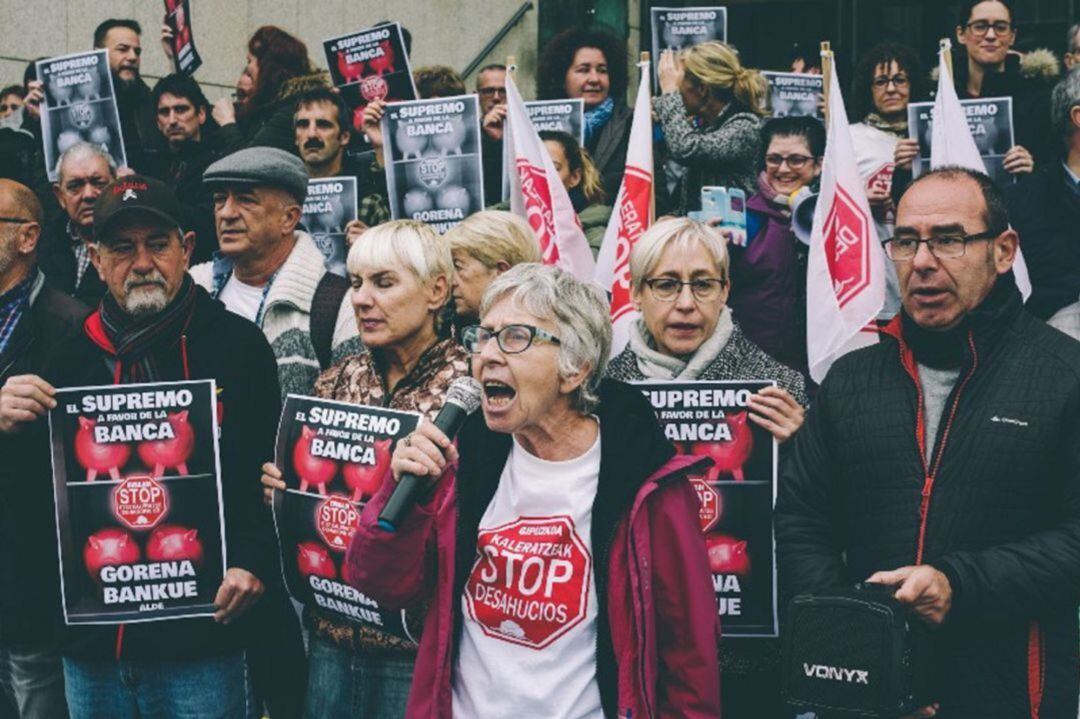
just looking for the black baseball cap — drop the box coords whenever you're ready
[93,175,185,242]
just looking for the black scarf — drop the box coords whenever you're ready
[99,274,197,382]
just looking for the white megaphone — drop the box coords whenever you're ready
[790,186,817,246]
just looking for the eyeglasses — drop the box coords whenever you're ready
[643,277,727,302]
[964,20,1013,35]
[0,217,31,224]
[883,229,1002,260]
[477,87,506,97]
[765,154,815,169]
[461,324,561,354]
[872,74,910,89]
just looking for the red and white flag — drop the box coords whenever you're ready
[929,40,1032,299]
[594,57,653,352]
[505,71,595,281]
[807,57,885,384]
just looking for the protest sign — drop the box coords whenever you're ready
[37,50,126,181]
[762,71,823,118]
[164,0,202,76]
[907,96,1014,185]
[382,94,484,233]
[650,7,727,90]
[49,381,225,625]
[302,176,357,277]
[635,380,778,637]
[273,396,420,639]
[501,98,585,199]
[324,22,417,137]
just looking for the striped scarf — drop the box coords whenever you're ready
[99,274,197,382]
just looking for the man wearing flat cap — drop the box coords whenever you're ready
[32,175,285,715]
[194,146,360,400]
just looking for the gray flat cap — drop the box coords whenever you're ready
[203,146,309,204]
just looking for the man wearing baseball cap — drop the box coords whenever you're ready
[42,174,284,716]
[194,146,360,400]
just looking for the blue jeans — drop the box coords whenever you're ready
[304,637,413,719]
[0,644,69,718]
[63,654,250,719]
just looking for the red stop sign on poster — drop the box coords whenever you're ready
[691,477,721,533]
[112,476,169,530]
[317,495,360,551]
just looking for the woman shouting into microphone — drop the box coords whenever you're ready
[344,263,720,719]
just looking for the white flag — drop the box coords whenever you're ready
[930,40,1031,299]
[504,71,595,281]
[807,57,885,384]
[594,58,653,353]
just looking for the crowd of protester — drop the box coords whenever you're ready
[0,0,1079,717]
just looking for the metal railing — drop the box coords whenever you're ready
[461,0,535,78]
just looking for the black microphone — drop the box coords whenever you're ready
[377,377,483,532]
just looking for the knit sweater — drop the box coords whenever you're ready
[190,231,362,399]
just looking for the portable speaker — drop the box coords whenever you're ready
[781,583,936,717]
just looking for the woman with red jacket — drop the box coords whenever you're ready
[344,263,721,718]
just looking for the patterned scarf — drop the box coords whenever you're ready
[628,307,735,380]
[583,97,614,146]
[862,111,908,138]
[99,274,197,382]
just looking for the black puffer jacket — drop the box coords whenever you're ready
[776,276,1080,718]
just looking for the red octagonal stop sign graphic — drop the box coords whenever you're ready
[823,185,872,308]
[690,477,721,533]
[112,475,169,530]
[465,515,592,650]
[316,495,360,552]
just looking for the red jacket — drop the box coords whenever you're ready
[346,380,722,718]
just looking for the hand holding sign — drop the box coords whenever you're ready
[213,567,264,624]
[1001,144,1034,175]
[0,374,57,433]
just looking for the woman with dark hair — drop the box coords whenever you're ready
[212,25,327,153]
[537,28,631,200]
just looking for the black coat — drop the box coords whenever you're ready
[0,274,88,648]
[776,277,1080,718]
[45,285,282,661]
[115,78,160,173]
[1006,163,1080,320]
[586,101,632,202]
[37,214,108,307]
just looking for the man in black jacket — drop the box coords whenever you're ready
[776,167,1080,718]
[32,175,282,715]
[0,179,86,718]
[93,19,158,172]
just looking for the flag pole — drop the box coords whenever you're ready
[506,55,516,76]
[640,51,654,221]
[939,38,953,83]
[820,41,832,123]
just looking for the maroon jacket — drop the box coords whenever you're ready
[345,379,722,718]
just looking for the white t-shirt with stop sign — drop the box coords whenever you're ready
[452,429,603,718]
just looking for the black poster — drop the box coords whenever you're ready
[323,22,417,136]
[164,0,202,76]
[302,176,357,277]
[501,98,585,199]
[273,395,420,640]
[762,72,823,119]
[907,96,1015,186]
[650,6,728,91]
[49,381,225,624]
[382,95,485,233]
[37,50,127,181]
[635,380,778,637]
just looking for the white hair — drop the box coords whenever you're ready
[629,216,730,292]
[346,219,453,286]
[56,142,118,183]
[480,263,611,414]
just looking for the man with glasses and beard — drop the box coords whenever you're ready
[40,174,281,716]
[777,167,1080,718]
[92,19,157,172]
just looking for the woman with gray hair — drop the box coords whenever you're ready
[344,262,721,718]
[259,219,469,718]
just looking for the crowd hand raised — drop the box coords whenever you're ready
[212,96,237,127]
[866,564,953,626]
[23,81,43,121]
[390,420,457,484]
[865,184,892,207]
[894,138,919,170]
[482,104,507,141]
[746,386,805,443]
[344,219,369,248]
[213,568,264,624]
[160,22,175,60]
[1002,145,1034,175]
[0,375,56,434]
[260,461,285,507]
[657,49,684,95]
[362,99,386,150]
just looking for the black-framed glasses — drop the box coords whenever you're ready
[883,228,1003,261]
[477,87,506,97]
[0,217,31,224]
[644,277,727,302]
[872,74,910,89]
[764,154,815,169]
[461,324,561,354]
[964,20,1013,35]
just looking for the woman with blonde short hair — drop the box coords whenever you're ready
[444,210,541,319]
[260,219,469,718]
[655,41,767,212]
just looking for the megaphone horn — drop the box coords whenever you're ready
[790,187,818,246]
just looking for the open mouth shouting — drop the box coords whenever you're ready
[482,379,517,411]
